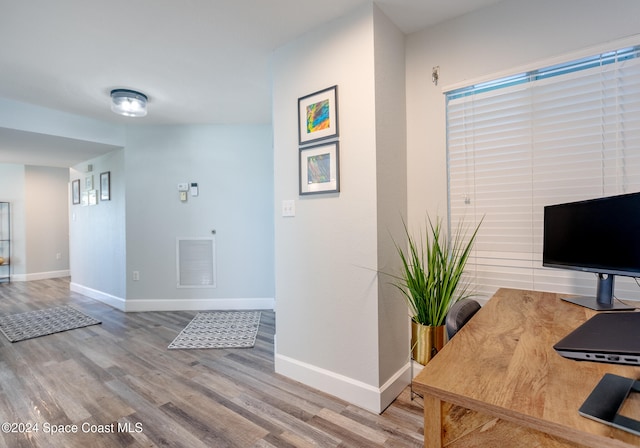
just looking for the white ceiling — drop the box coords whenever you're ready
[0,0,503,167]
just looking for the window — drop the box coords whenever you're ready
[446,45,640,301]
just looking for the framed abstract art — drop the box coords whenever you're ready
[298,85,339,146]
[299,142,340,195]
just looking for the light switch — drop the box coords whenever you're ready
[282,200,295,217]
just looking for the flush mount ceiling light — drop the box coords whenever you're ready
[110,89,148,117]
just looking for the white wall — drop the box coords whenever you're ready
[0,98,124,147]
[123,125,274,311]
[272,4,408,413]
[405,0,640,229]
[372,5,409,391]
[70,149,126,305]
[71,125,274,312]
[0,164,70,281]
[24,166,70,279]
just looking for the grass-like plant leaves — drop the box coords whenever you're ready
[393,216,482,327]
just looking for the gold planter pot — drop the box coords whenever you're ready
[411,320,448,365]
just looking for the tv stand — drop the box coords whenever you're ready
[561,273,634,311]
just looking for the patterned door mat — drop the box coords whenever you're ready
[0,306,101,343]
[168,311,261,349]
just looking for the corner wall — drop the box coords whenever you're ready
[373,5,409,398]
[272,4,408,413]
[67,123,274,312]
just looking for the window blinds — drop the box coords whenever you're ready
[446,46,640,302]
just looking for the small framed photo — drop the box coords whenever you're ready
[88,189,98,206]
[100,171,111,201]
[298,85,338,145]
[299,142,340,195]
[72,179,81,205]
[85,175,93,190]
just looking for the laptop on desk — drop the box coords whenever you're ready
[553,312,640,365]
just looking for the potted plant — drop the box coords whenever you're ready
[393,215,482,365]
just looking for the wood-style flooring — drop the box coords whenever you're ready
[0,278,424,447]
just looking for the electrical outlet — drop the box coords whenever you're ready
[133,271,140,281]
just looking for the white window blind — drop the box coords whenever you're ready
[446,46,640,302]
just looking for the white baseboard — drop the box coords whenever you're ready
[70,282,127,311]
[123,297,275,312]
[411,359,426,378]
[69,282,274,312]
[380,362,413,412]
[275,352,410,414]
[11,270,70,282]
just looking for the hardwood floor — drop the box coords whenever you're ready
[0,278,424,447]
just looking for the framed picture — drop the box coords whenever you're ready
[299,142,340,195]
[88,189,98,206]
[100,171,111,201]
[298,85,338,145]
[85,174,93,190]
[72,179,81,205]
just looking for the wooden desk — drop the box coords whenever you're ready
[412,288,640,448]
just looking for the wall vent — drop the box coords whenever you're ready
[176,238,216,288]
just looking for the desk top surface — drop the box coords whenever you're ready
[412,288,640,448]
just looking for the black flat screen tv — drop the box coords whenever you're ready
[543,192,640,310]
